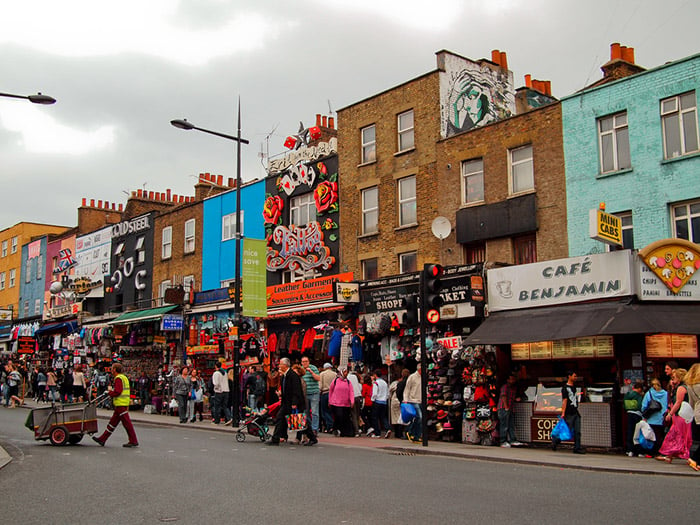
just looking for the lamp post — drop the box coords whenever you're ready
[171,100,249,423]
[0,92,56,104]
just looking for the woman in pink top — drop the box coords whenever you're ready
[329,368,355,437]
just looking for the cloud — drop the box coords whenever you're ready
[0,106,114,155]
[0,0,279,66]
[315,0,464,30]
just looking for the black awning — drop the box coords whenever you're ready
[465,301,700,345]
[34,320,79,336]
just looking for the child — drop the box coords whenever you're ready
[623,381,644,456]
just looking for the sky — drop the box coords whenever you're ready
[1,0,698,228]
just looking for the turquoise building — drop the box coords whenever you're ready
[562,51,700,256]
[201,179,266,291]
[18,236,48,320]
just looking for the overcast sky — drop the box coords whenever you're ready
[1,0,698,228]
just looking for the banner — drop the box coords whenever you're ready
[242,238,268,317]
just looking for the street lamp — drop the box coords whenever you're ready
[0,92,56,104]
[170,100,249,423]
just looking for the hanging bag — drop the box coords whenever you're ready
[551,417,572,441]
[286,409,307,431]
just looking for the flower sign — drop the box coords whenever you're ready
[314,180,338,214]
[263,195,284,225]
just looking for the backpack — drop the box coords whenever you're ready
[98,373,109,388]
[254,374,266,397]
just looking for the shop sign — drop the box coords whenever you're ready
[161,315,183,331]
[531,415,571,443]
[0,309,12,340]
[18,336,36,354]
[153,336,166,344]
[193,288,229,305]
[333,281,360,303]
[511,336,614,360]
[487,250,633,312]
[589,209,622,246]
[266,222,335,272]
[111,215,150,238]
[638,239,700,297]
[268,137,338,175]
[437,336,462,349]
[44,302,81,321]
[186,345,219,356]
[645,334,698,358]
[267,272,353,309]
[243,238,268,317]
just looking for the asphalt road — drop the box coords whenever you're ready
[1,408,698,525]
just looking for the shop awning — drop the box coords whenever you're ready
[34,320,79,335]
[108,305,179,325]
[465,301,700,345]
[266,303,345,319]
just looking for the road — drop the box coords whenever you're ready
[1,408,698,524]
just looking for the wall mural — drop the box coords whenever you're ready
[439,53,515,138]
[263,150,339,276]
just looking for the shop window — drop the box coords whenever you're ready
[397,110,414,152]
[464,242,486,264]
[361,124,376,164]
[513,234,537,265]
[461,158,484,205]
[509,144,534,194]
[661,91,699,159]
[361,187,378,235]
[184,219,195,254]
[161,226,172,259]
[399,251,417,273]
[672,200,700,243]
[362,258,378,280]
[598,111,631,173]
[398,175,417,226]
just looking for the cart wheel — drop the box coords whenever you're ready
[49,426,69,446]
[235,432,245,443]
[258,432,267,442]
[69,434,83,445]
[265,432,272,441]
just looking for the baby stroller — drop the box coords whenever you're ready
[235,401,280,442]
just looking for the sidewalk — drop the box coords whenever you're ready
[6,400,700,477]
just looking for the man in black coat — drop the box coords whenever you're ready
[267,357,312,445]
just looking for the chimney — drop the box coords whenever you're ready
[217,175,223,186]
[329,117,335,129]
[149,191,154,200]
[524,74,532,88]
[500,51,508,70]
[621,46,635,63]
[137,189,143,198]
[166,188,171,201]
[492,49,501,64]
[228,177,234,187]
[316,114,321,127]
[601,42,644,82]
[611,42,622,61]
[322,116,328,127]
[97,200,102,208]
[112,203,116,210]
[90,199,95,207]
[82,198,86,207]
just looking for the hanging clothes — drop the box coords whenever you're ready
[301,328,317,353]
[267,332,278,355]
[350,334,363,362]
[327,329,343,358]
[289,330,300,352]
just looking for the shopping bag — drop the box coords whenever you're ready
[678,401,694,423]
[400,402,417,422]
[286,410,306,431]
[639,433,654,450]
[639,420,656,441]
[551,417,572,441]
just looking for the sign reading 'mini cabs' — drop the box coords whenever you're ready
[589,203,622,246]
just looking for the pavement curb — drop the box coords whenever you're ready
[0,445,11,470]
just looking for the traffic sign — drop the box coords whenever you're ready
[426,308,440,324]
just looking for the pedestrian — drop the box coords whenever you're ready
[683,363,700,471]
[391,368,410,439]
[551,370,585,454]
[361,374,373,435]
[188,369,204,422]
[5,363,23,408]
[267,357,313,445]
[60,368,74,403]
[36,367,47,403]
[370,369,390,438]
[47,368,59,403]
[403,366,422,443]
[498,373,522,447]
[73,365,87,402]
[328,367,355,437]
[640,378,668,456]
[656,368,692,463]
[172,366,191,424]
[292,364,317,445]
[347,366,363,436]
[300,356,321,435]
[319,363,336,433]
[623,381,645,456]
[211,361,232,425]
[92,363,139,448]
[138,370,151,407]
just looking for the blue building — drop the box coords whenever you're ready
[201,178,266,291]
[562,46,700,256]
[18,236,48,321]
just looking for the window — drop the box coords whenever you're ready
[672,200,700,243]
[135,236,145,264]
[608,212,634,251]
[11,236,17,254]
[183,275,195,295]
[509,145,534,194]
[9,269,16,288]
[184,219,195,254]
[513,234,537,265]
[462,158,484,204]
[661,91,699,159]
[598,112,631,173]
[52,256,59,273]
[464,243,486,264]
[361,125,376,163]
[362,258,378,280]
[159,279,172,299]
[37,254,43,280]
[398,176,417,226]
[222,211,244,241]
[0,272,5,290]
[290,193,316,226]
[113,242,125,256]
[281,268,319,283]
[23,301,29,318]
[25,258,32,283]
[162,226,172,259]
[399,252,417,273]
[397,110,414,152]
[1,240,6,257]
[361,187,379,235]
[34,299,41,316]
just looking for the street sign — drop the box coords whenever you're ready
[426,309,440,323]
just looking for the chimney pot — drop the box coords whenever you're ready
[610,42,622,60]
[90,199,95,207]
[205,172,211,181]
[217,175,223,186]
[104,201,109,209]
[316,114,321,127]
[491,49,501,64]
[621,46,634,63]
[148,191,154,200]
[329,117,335,129]
[118,203,123,211]
[179,195,184,203]
[166,189,171,200]
[112,203,116,210]
[322,116,328,127]
[137,189,142,197]
[545,80,552,96]
[228,177,234,187]
[525,74,532,88]
[97,200,103,208]
[500,51,508,70]
[82,198,86,207]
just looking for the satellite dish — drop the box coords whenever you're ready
[431,216,451,240]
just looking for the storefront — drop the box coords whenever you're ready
[465,247,700,449]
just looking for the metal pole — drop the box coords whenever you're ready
[419,270,428,447]
[232,98,242,423]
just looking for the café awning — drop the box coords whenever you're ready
[465,300,700,345]
[108,305,179,325]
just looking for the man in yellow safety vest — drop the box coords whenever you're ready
[92,362,139,447]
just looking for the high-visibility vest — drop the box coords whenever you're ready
[113,374,131,407]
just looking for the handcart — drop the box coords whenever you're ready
[25,393,109,446]
[235,401,280,443]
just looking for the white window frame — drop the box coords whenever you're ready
[183,275,195,295]
[1,240,7,257]
[397,110,415,152]
[23,300,29,318]
[509,144,534,195]
[399,251,417,274]
[361,124,376,164]
[222,211,244,241]
[290,193,316,226]
[398,176,417,227]
[114,242,125,256]
[159,279,172,299]
[461,158,484,205]
[607,212,634,251]
[9,268,16,288]
[161,226,172,259]
[661,91,699,159]
[34,298,41,316]
[0,272,5,290]
[598,112,631,173]
[25,258,32,283]
[361,187,379,235]
[11,237,17,254]
[184,219,195,254]
[37,254,43,280]
[135,236,145,264]
[672,200,700,243]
